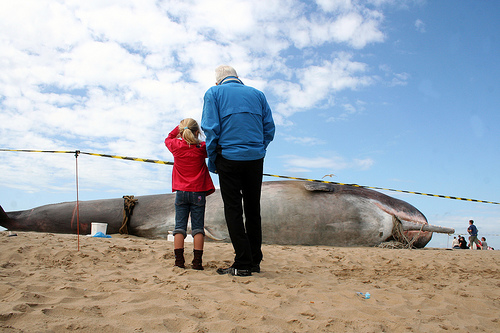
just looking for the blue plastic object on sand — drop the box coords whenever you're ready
[93,231,111,238]
[356,292,370,299]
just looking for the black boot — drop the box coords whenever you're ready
[192,249,204,270]
[174,248,185,268]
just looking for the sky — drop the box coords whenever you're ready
[1,0,499,248]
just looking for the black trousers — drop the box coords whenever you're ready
[215,155,264,270]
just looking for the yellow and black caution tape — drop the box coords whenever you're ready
[0,149,76,154]
[262,173,500,205]
[79,151,173,165]
[0,149,173,165]
[1,148,498,205]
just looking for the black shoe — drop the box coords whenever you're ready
[251,265,260,273]
[216,267,252,276]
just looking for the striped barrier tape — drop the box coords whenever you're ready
[262,174,500,205]
[1,148,498,205]
[0,149,173,165]
[0,149,76,154]
[79,151,173,165]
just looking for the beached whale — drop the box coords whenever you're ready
[0,181,453,248]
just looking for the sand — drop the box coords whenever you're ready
[0,232,498,333]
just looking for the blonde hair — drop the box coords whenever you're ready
[215,65,238,85]
[179,118,201,145]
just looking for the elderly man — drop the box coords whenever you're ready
[201,65,275,276]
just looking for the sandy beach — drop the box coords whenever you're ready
[1,231,498,332]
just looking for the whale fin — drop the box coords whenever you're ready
[304,182,335,192]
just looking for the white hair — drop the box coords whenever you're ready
[215,65,238,85]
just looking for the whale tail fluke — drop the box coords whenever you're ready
[1,205,11,228]
[1,205,7,220]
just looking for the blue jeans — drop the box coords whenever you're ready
[173,191,206,238]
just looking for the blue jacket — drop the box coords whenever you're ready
[201,77,275,173]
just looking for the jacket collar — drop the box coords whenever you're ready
[219,76,243,85]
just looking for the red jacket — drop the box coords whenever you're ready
[165,126,215,195]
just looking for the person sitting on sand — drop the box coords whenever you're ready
[451,236,460,249]
[481,237,488,250]
[458,236,468,249]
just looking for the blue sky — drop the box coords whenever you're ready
[1,0,499,248]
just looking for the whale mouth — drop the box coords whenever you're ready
[389,216,427,248]
[386,216,454,249]
[374,201,453,234]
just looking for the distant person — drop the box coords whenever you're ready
[458,236,468,249]
[481,237,488,250]
[451,236,460,249]
[201,65,275,277]
[467,220,482,250]
[165,118,215,270]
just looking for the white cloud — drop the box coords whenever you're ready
[330,11,385,48]
[286,8,385,49]
[326,100,366,122]
[354,158,374,170]
[379,64,410,86]
[415,19,426,33]
[282,135,327,146]
[271,53,374,120]
[282,155,348,170]
[390,72,410,86]
[315,0,354,13]
[64,41,150,87]
[1,0,389,195]
[0,1,88,51]
[280,154,374,173]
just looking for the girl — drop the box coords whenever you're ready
[165,118,215,270]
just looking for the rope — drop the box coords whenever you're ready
[377,241,408,249]
[120,195,138,234]
[378,216,425,249]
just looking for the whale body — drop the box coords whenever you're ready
[0,181,454,248]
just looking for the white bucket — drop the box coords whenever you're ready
[167,233,193,242]
[91,222,108,236]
